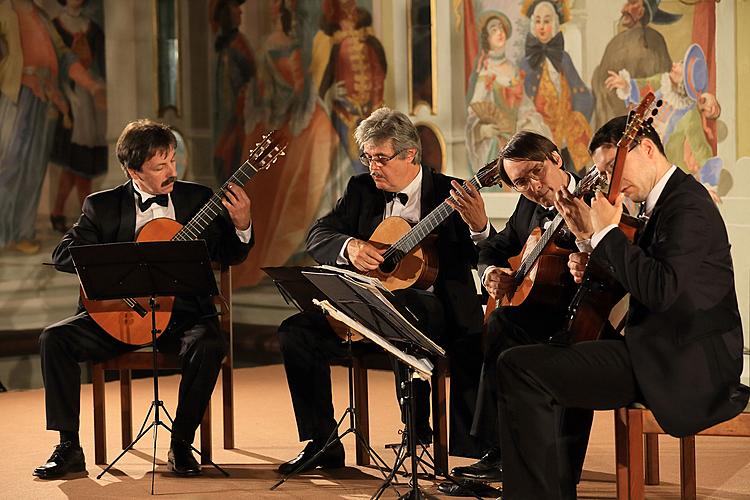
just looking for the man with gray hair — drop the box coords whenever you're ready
[277,107,493,474]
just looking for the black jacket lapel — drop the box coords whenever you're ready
[116,181,136,242]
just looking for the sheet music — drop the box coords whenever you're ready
[314,299,434,380]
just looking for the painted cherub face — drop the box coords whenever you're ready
[532,2,558,44]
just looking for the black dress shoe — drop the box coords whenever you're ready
[437,478,502,497]
[168,441,201,476]
[33,441,86,479]
[451,447,503,481]
[277,439,345,475]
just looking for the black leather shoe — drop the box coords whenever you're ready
[33,441,86,479]
[451,447,503,481]
[168,441,201,476]
[277,439,345,475]
[437,478,502,497]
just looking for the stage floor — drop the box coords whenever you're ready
[1,364,749,499]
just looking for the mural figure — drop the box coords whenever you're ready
[212,0,256,182]
[316,0,387,175]
[234,0,338,287]
[465,10,548,174]
[0,0,105,254]
[49,0,107,234]
[590,0,680,130]
[519,0,593,172]
[606,43,723,199]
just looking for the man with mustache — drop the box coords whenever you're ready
[277,107,493,474]
[590,0,681,129]
[494,116,748,499]
[34,119,254,479]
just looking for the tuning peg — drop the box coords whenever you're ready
[656,99,663,108]
[646,117,653,125]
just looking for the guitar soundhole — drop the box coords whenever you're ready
[379,257,397,274]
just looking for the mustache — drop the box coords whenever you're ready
[161,176,177,187]
[370,171,384,179]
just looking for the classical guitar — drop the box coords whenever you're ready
[483,165,607,322]
[565,92,661,343]
[82,131,287,346]
[326,159,501,341]
[365,159,502,291]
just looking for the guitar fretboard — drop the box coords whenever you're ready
[381,175,484,262]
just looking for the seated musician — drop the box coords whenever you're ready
[494,116,749,499]
[446,131,592,493]
[276,107,492,474]
[34,119,254,479]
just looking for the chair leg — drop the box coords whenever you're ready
[431,364,449,476]
[120,369,132,448]
[644,433,660,485]
[92,363,107,465]
[222,357,234,449]
[200,401,212,465]
[679,435,697,500]
[352,359,370,466]
[627,409,645,500]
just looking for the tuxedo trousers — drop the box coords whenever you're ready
[277,288,445,442]
[497,339,639,500]
[39,309,226,444]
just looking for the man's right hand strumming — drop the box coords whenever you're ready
[483,267,515,300]
[345,238,385,272]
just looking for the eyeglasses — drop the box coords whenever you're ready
[509,161,548,192]
[359,149,404,167]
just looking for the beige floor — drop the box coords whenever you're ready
[1,364,749,499]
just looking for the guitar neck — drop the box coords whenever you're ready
[173,160,259,241]
[513,214,565,284]
[383,176,484,259]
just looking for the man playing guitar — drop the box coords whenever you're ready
[34,119,254,479]
[277,107,493,474]
[496,116,748,500]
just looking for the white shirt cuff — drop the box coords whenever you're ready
[337,237,354,265]
[235,224,253,244]
[470,222,491,243]
[591,224,618,249]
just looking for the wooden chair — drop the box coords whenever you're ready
[333,353,450,475]
[615,400,750,500]
[91,265,234,465]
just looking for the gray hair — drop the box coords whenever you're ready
[354,107,422,165]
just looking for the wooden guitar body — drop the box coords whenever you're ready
[365,216,438,291]
[81,219,183,347]
[500,227,572,307]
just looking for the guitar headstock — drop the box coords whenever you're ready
[574,167,607,197]
[617,92,662,151]
[475,158,502,188]
[248,130,288,171]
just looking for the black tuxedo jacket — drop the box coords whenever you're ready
[53,180,253,317]
[591,169,749,436]
[306,166,487,340]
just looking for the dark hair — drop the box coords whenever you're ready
[589,115,666,157]
[497,130,560,186]
[116,119,176,177]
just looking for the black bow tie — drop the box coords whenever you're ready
[137,192,169,212]
[525,31,565,73]
[384,191,409,205]
[537,206,556,224]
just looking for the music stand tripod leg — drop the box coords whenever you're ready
[270,330,392,491]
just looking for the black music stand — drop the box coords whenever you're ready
[70,240,228,493]
[264,266,464,499]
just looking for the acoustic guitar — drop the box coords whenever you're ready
[328,160,501,341]
[82,131,287,346]
[565,92,661,343]
[483,165,607,322]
